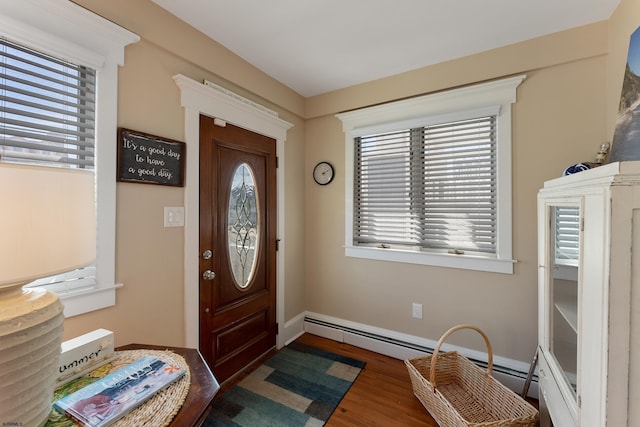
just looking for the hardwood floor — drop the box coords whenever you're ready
[215,333,538,426]
[295,334,438,426]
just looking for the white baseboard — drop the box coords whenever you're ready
[280,311,306,347]
[301,311,539,399]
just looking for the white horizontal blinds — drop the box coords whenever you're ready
[422,116,497,254]
[354,115,497,254]
[0,38,96,169]
[1,38,97,292]
[27,265,97,295]
[554,206,580,266]
[355,129,422,246]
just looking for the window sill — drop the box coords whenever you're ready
[345,246,515,274]
[58,283,123,318]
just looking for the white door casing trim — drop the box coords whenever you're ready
[173,74,292,349]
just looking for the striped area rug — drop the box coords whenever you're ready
[205,342,366,426]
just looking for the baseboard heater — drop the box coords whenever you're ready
[303,316,538,398]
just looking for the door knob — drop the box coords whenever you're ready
[203,270,216,280]
[202,249,213,260]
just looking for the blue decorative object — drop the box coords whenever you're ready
[563,163,592,176]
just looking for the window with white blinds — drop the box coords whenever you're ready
[0,38,96,169]
[338,75,524,273]
[355,115,497,255]
[554,206,580,266]
[0,38,97,295]
[1,0,137,317]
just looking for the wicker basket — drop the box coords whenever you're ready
[405,324,539,427]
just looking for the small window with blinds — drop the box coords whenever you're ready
[1,38,97,294]
[0,38,96,169]
[553,206,580,267]
[354,115,497,255]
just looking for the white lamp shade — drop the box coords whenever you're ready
[0,163,96,287]
[0,162,95,425]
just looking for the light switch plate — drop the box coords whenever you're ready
[412,303,423,319]
[164,206,185,227]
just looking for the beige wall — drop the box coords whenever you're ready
[304,21,618,362]
[62,0,639,364]
[64,0,307,346]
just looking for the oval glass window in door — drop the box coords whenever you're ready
[228,162,260,289]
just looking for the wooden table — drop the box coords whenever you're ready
[117,344,220,427]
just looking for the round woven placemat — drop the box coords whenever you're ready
[108,349,191,427]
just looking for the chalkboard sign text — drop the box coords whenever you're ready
[117,128,185,186]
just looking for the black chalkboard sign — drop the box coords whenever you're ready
[117,128,185,186]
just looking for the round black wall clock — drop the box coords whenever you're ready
[313,161,335,185]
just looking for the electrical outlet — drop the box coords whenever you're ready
[412,303,423,319]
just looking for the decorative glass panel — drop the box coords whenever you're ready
[228,163,259,288]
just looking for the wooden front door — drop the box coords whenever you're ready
[199,114,277,383]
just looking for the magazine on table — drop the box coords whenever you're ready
[53,356,185,427]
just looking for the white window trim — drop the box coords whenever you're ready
[0,0,139,316]
[337,75,526,274]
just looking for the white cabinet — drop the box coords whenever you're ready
[537,161,640,427]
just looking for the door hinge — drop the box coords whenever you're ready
[275,323,279,335]
[276,156,279,168]
[276,238,280,251]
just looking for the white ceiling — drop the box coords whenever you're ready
[152,0,620,97]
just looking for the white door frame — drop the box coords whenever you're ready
[173,74,292,349]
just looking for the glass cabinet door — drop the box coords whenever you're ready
[547,205,580,397]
